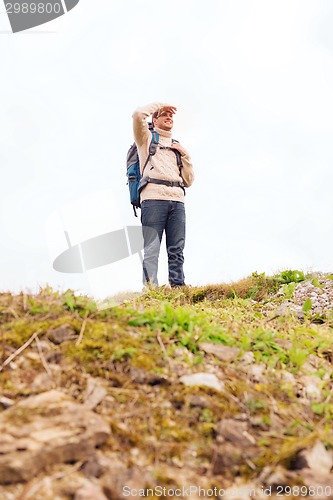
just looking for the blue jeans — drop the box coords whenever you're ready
[141,200,186,286]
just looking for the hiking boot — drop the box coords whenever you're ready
[170,283,187,289]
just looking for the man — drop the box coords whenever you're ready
[132,102,194,288]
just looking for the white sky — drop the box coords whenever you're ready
[1,0,333,298]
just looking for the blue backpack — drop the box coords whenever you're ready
[126,123,184,216]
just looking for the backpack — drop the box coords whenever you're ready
[126,123,184,216]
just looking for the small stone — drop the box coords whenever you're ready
[240,352,255,364]
[189,395,210,408]
[47,324,76,344]
[179,373,224,392]
[216,418,255,448]
[0,397,14,409]
[280,371,296,385]
[31,372,55,392]
[83,377,107,410]
[300,375,322,400]
[249,364,266,382]
[199,343,240,361]
[100,463,154,499]
[295,441,333,475]
[81,453,106,478]
[75,483,108,500]
[130,367,169,386]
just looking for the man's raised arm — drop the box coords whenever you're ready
[132,102,160,147]
[132,102,173,146]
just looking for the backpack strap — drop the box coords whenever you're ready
[141,177,185,195]
[141,131,159,176]
[170,139,183,171]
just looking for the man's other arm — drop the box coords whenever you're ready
[171,142,195,187]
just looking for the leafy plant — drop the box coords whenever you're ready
[283,283,296,300]
[302,298,312,312]
[276,270,305,284]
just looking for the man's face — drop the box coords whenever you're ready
[154,110,174,131]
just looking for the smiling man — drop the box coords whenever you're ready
[132,102,194,288]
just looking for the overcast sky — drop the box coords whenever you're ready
[1,0,333,300]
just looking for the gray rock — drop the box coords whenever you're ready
[199,343,240,361]
[130,367,169,386]
[83,377,107,410]
[100,462,154,499]
[0,390,110,484]
[246,364,266,383]
[0,397,14,409]
[216,418,256,448]
[189,395,210,408]
[240,352,255,365]
[295,441,333,475]
[179,373,224,392]
[299,375,322,401]
[47,324,76,344]
[75,482,108,500]
[30,372,56,392]
[81,452,107,478]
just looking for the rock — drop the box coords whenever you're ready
[83,377,107,410]
[295,441,333,475]
[0,397,14,409]
[45,350,63,364]
[249,364,266,382]
[300,375,322,401]
[30,372,56,392]
[0,390,110,484]
[47,324,76,345]
[274,338,293,350]
[81,452,107,478]
[100,463,154,499]
[199,343,240,361]
[262,466,291,488]
[280,371,296,385]
[130,367,169,386]
[75,482,108,500]
[276,300,292,316]
[179,373,224,392]
[216,418,256,448]
[240,352,255,365]
[212,442,243,473]
[189,395,210,408]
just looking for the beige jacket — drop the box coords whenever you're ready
[132,102,194,203]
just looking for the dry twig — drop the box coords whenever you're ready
[35,335,53,378]
[157,333,171,368]
[0,329,42,372]
[76,316,88,346]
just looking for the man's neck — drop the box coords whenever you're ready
[154,126,172,138]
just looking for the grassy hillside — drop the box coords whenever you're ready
[1,271,333,498]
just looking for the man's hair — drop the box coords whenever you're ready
[151,110,159,129]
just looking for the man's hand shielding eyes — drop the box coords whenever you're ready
[157,106,177,117]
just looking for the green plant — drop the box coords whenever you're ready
[275,270,305,284]
[283,283,296,300]
[302,298,312,312]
